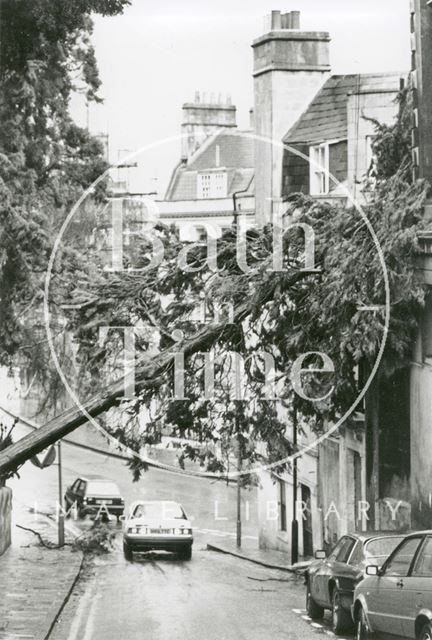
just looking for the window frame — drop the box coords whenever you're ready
[329,535,357,563]
[348,540,364,566]
[411,535,432,578]
[309,143,330,196]
[381,536,424,577]
[197,171,227,199]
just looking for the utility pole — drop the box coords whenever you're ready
[232,197,245,548]
[57,441,65,546]
[236,408,242,548]
[291,409,299,565]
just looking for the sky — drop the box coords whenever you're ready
[71,0,412,194]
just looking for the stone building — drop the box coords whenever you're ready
[253,11,408,557]
[158,93,255,241]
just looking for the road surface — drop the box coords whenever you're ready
[8,423,350,640]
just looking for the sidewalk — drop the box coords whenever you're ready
[207,537,312,574]
[0,502,83,640]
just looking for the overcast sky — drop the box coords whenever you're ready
[72,0,411,194]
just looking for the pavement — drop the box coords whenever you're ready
[0,502,83,640]
[207,536,312,573]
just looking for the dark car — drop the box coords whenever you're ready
[305,532,406,634]
[64,476,125,521]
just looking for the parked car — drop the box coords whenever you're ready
[64,476,124,521]
[305,532,405,634]
[353,530,432,640]
[123,500,193,561]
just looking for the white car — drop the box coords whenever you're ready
[123,500,193,561]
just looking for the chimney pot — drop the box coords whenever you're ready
[291,11,300,29]
[271,10,282,30]
[281,13,290,29]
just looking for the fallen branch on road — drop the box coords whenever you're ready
[247,575,294,583]
[16,523,72,549]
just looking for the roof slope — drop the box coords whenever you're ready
[283,72,405,145]
[165,130,254,201]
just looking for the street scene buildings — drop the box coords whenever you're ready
[1,1,432,639]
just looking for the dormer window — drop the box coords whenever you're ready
[197,171,227,199]
[310,144,329,195]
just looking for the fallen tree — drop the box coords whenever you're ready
[0,270,309,477]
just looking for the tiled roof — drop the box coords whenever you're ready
[188,131,254,170]
[283,73,405,145]
[165,130,254,201]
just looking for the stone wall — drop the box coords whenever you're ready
[410,302,432,529]
[0,486,12,556]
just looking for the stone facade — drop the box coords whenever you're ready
[181,93,237,161]
[252,11,330,224]
[410,296,432,529]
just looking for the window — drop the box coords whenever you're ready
[348,541,364,566]
[310,144,329,195]
[76,480,86,495]
[279,480,287,532]
[412,537,432,577]
[197,172,227,199]
[87,482,120,497]
[195,226,207,242]
[384,537,422,577]
[132,502,186,520]
[365,135,377,173]
[422,293,432,361]
[364,536,405,564]
[329,536,356,563]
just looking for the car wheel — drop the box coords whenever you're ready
[123,542,133,562]
[306,582,324,620]
[356,606,372,640]
[178,546,192,561]
[332,588,352,635]
[419,622,432,640]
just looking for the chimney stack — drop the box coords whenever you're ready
[181,92,237,161]
[252,10,331,224]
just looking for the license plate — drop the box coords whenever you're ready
[95,499,112,505]
[150,528,171,534]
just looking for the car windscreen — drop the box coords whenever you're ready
[87,482,120,496]
[364,536,405,561]
[132,502,186,520]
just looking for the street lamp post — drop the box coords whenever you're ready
[236,408,242,548]
[291,409,299,565]
[57,441,65,547]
